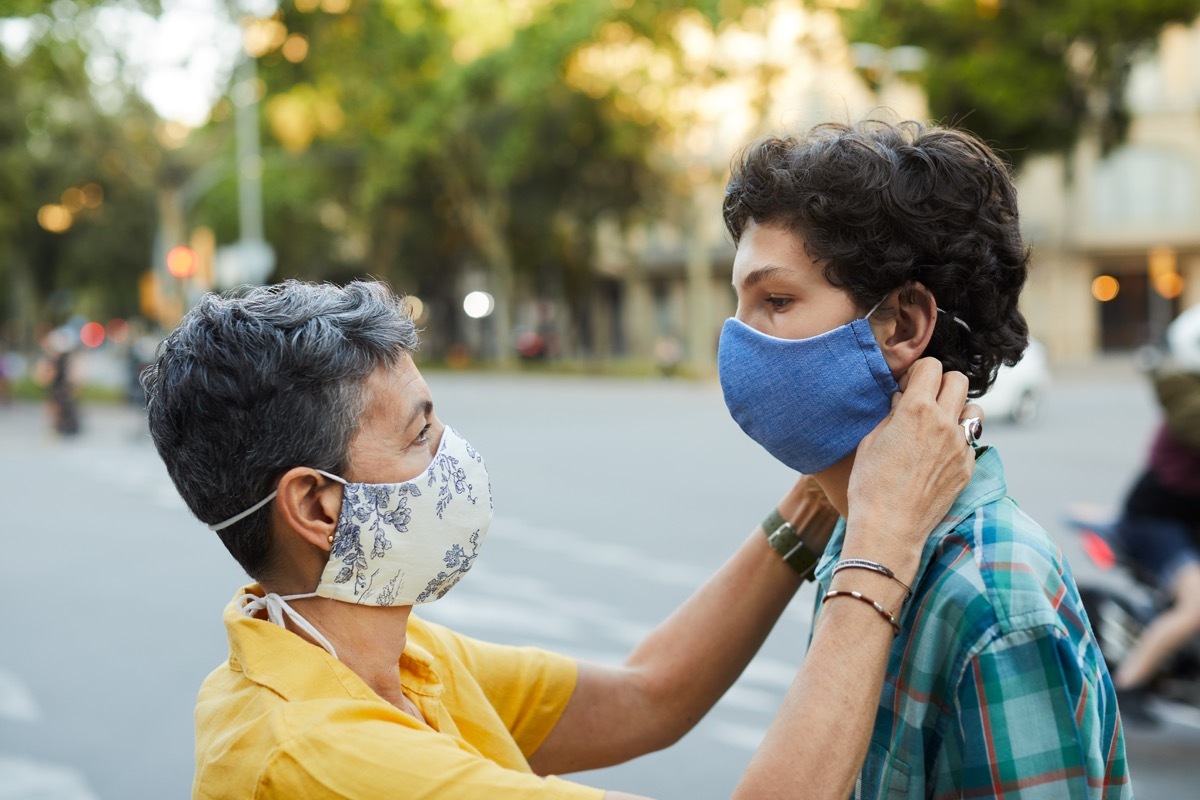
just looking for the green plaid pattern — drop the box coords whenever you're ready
[815,448,1132,799]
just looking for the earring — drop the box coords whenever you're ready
[327,534,335,545]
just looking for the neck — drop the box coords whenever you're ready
[280,594,413,704]
[813,451,855,519]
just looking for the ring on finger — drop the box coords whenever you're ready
[961,417,983,447]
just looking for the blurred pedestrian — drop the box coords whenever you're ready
[652,334,682,377]
[0,343,11,406]
[717,119,1130,798]
[143,280,979,800]
[34,329,80,436]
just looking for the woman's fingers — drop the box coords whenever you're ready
[844,358,979,577]
[961,402,984,426]
[935,369,970,417]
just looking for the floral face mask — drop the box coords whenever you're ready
[212,426,492,658]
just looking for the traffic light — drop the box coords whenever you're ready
[166,245,197,278]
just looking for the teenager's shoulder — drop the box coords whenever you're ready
[935,496,1079,634]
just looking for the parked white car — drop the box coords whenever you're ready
[975,339,1050,424]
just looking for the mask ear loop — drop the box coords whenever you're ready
[863,291,972,333]
[936,308,972,332]
[208,469,348,532]
[864,295,889,320]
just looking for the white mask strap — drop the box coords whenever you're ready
[865,296,888,319]
[238,592,338,659]
[863,295,971,333]
[208,469,348,532]
[937,307,972,332]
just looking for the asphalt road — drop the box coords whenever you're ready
[1,363,1197,799]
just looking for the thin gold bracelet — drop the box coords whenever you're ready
[822,589,901,636]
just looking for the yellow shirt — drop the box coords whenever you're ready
[193,587,605,799]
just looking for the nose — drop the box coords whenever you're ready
[733,297,749,324]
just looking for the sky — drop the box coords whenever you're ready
[0,0,275,126]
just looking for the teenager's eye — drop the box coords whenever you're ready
[767,296,792,312]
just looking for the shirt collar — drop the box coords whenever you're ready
[814,446,1008,589]
[223,585,443,704]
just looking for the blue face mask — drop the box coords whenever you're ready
[718,304,900,474]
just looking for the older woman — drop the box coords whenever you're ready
[718,119,1132,798]
[144,279,977,800]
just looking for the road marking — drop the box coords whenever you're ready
[0,669,39,722]
[717,684,784,714]
[705,721,767,751]
[1153,699,1200,730]
[0,755,99,800]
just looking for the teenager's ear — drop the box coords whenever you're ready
[870,282,937,378]
[273,467,342,552]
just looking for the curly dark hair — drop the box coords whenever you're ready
[722,119,1029,396]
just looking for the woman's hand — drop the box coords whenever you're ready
[842,357,980,584]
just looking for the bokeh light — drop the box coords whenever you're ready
[243,18,288,58]
[106,318,130,344]
[37,204,73,233]
[1153,271,1185,299]
[79,321,105,349]
[282,34,309,63]
[404,295,426,324]
[166,244,197,278]
[463,291,495,319]
[61,187,86,212]
[1091,275,1120,302]
[81,183,104,209]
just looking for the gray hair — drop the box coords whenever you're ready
[142,280,419,581]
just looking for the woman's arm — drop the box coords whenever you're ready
[529,475,832,774]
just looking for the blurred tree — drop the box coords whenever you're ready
[836,0,1200,163]
[0,0,162,350]
[217,0,728,361]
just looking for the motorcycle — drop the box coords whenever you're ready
[1064,505,1200,711]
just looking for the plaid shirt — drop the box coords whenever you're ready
[814,447,1132,799]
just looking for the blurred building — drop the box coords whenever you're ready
[1019,18,1200,360]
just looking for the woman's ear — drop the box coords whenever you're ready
[871,282,937,377]
[273,467,342,552]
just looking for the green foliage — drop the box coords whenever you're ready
[0,0,163,345]
[839,0,1200,162]
[241,0,713,353]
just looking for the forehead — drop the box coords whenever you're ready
[731,223,821,286]
[360,354,430,421]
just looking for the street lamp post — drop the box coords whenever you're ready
[227,53,275,287]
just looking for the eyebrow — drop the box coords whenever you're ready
[405,398,433,430]
[735,264,791,291]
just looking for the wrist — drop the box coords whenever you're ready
[828,564,910,614]
[840,520,923,587]
[762,506,836,582]
[762,477,841,579]
[762,514,820,580]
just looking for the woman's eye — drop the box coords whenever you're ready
[415,424,431,444]
[767,296,792,312]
